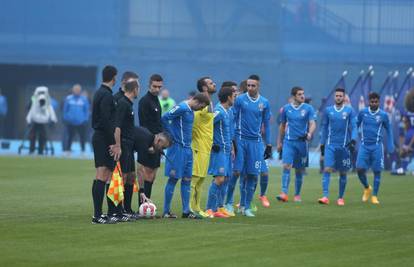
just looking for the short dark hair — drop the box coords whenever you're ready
[192,93,210,106]
[218,87,234,103]
[248,74,260,81]
[102,65,117,83]
[150,74,163,84]
[221,81,237,89]
[124,79,139,93]
[158,131,173,148]
[121,71,138,83]
[335,88,345,94]
[369,92,380,100]
[197,76,211,92]
[291,86,304,96]
[239,80,247,93]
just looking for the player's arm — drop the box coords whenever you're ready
[138,99,148,127]
[100,93,116,144]
[319,109,329,156]
[277,122,286,152]
[350,108,358,142]
[384,113,395,153]
[112,102,126,161]
[307,106,317,140]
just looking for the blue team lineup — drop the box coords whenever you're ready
[91,65,400,224]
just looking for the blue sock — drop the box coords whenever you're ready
[239,175,247,208]
[357,170,369,188]
[322,172,331,197]
[260,173,269,197]
[339,174,347,199]
[226,173,239,205]
[163,177,178,214]
[245,175,258,210]
[294,171,303,196]
[281,169,291,194]
[180,179,191,214]
[206,181,219,211]
[373,171,381,196]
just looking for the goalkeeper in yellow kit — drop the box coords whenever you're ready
[190,76,217,218]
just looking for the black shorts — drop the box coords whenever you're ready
[92,131,115,170]
[120,140,135,173]
[137,150,161,169]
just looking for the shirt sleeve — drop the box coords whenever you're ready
[161,104,186,134]
[320,108,329,145]
[262,101,271,144]
[308,105,317,122]
[383,113,395,152]
[350,108,358,141]
[100,94,115,143]
[138,98,148,127]
[280,105,287,124]
[114,101,127,129]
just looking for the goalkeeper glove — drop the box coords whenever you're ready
[320,144,325,156]
[264,145,273,160]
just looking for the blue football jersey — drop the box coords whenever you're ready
[233,93,271,144]
[280,103,316,141]
[320,105,357,146]
[213,104,231,153]
[357,107,394,151]
[161,101,194,148]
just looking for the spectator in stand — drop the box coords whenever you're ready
[62,84,90,155]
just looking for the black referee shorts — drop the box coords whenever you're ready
[92,131,115,171]
[137,150,161,169]
[120,139,135,173]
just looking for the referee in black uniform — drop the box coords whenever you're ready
[137,74,163,206]
[114,78,140,219]
[91,65,119,224]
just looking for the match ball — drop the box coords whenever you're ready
[139,202,157,218]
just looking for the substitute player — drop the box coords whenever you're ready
[161,93,210,219]
[205,86,235,218]
[137,74,164,207]
[276,86,316,203]
[231,75,271,217]
[91,65,119,224]
[113,78,140,220]
[189,77,216,218]
[318,88,357,206]
[356,92,394,204]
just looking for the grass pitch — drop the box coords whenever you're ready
[0,156,413,267]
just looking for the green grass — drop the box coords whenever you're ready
[0,156,413,267]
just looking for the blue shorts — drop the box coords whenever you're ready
[356,144,384,172]
[208,150,230,177]
[324,145,350,171]
[164,143,193,178]
[404,129,414,147]
[233,139,262,176]
[282,140,308,169]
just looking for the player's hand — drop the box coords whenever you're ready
[277,143,282,153]
[347,140,356,154]
[140,193,150,203]
[306,133,312,141]
[320,144,325,157]
[264,145,273,160]
[109,145,122,161]
[212,144,220,153]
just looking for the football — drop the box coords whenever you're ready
[139,202,157,218]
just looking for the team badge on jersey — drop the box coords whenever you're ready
[258,103,264,111]
[301,110,306,117]
[376,115,381,122]
[342,112,347,120]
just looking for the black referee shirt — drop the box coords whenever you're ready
[92,84,116,144]
[113,87,124,103]
[133,126,155,154]
[138,91,162,134]
[114,95,135,142]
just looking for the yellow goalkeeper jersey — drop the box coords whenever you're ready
[192,105,214,153]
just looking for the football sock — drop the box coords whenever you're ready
[322,171,331,197]
[260,173,269,197]
[163,177,178,214]
[339,174,347,199]
[294,171,303,196]
[106,183,117,215]
[373,171,381,196]
[245,175,258,210]
[357,170,369,188]
[92,179,106,218]
[206,181,219,211]
[124,183,133,213]
[239,175,247,208]
[226,173,239,205]
[181,179,191,214]
[195,177,205,211]
[190,176,201,212]
[144,180,153,198]
[281,168,291,194]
